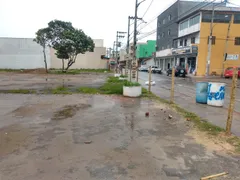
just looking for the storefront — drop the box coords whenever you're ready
[155,45,198,74]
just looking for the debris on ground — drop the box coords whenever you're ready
[168,114,173,119]
[145,112,149,117]
[200,172,228,180]
[84,141,92,144]
[145,81,156,86]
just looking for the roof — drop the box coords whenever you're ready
[202,6,240,12]
[177,2,228,22]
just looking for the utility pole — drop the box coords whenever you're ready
[205,3,215,76]
[132,0,146,81]
[127,16,131,54]
[116,31,127,64]
[221,14,233,76]
[226,67,238,135]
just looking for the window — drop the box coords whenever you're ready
[168,29,171,35]
[168,15,172,21]
[163,19,166,24]
[207,36,216,45]
[191,37,196,44]
[235,37,240,45]
[158,35,160,39]
[202,13,231,23]
[162,32,165,37]
[189,15,200,26]
[180,20,189,30]
[180,40,183,46]
[184,39,187,46]
[234,14,240,24]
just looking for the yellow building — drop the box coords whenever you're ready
[198,7,240,76]
[155,6,240,76]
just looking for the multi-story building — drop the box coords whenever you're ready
[156,3,240,76]
[136,40,156,59]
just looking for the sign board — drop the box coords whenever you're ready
[172,45,198,55]
[226,54,239,60]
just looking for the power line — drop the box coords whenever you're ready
[138,0,212,32]
[142,0,154,18]
[137,0,222,41]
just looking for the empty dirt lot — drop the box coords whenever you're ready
[0,73,240,180]
[0,72,109,91]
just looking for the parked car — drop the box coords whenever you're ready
[224,67,240,78]
[167,66,187,77]
[138,65,148,72]
[148,66,162,74]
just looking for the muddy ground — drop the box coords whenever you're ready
[0,72,109,91]
[0,93,240,180]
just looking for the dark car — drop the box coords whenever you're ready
[167,66,187,77]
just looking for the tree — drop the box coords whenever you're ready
[56,28,95,71]
[33,28,50,73]
[46,20,94,71]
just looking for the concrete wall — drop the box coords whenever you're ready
[0,38,107,70]
[0,38,51,69]
[50,47,107,69]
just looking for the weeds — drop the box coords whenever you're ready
[51,86,72,94]
[77,87,100,94]
[49,69,110,74]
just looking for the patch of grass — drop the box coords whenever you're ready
[123,81,141,87]
[226,136,240,153]
[120,75,128,78]
[100,82,124,94]
[51,86,72,94]
[107,76,124,83]
[77,87,100,94]
[5,89,36,94]
[49,69,110,75]
[146,91,240,153]
[0,69,22,72]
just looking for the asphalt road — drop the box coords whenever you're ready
[138,71,240,136]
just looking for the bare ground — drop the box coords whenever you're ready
[0,72,109,91]
[0,93,240,180]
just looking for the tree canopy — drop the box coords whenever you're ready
[34,19,95,72]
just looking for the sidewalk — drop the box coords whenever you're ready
[136,73,240,137]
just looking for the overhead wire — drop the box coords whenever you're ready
[138,0,212,32]
[137,0,221,40]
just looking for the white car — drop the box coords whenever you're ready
[138,66,148,72]
[148,66,162,74]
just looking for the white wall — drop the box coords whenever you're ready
[93,39,104,47]
[0,38,107,70]
[0,38,51,69]
[179,23,200,37]
[145,58,155,66]
[156,49,172,57]
[50,47,107,69]
[177,32,200,47]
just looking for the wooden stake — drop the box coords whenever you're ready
[148,66,152,92]
[226,67,238,135]
[170,67,175,104]
[201,172,228,180]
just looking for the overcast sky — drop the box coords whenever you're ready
[0,0,240,48]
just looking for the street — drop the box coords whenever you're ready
[138,71,240,136]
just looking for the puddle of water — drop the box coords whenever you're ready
[51,104,91,120]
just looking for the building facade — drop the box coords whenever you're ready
[156,5,240,76]
[136,40,156,59]
[0,38,107,69]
